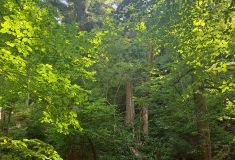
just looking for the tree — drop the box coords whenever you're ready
[0,0,97,135]
[146,0,235,159]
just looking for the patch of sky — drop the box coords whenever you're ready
[59,0,68,6]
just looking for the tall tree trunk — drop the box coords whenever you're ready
[0,107,4,132]
[0,107,2,121]
[0,108,12,135]
[156,149,161,160]
[125,80,135,127]
[193,82,211,160]
[142,106,148,135]
[142,47,154,135]
[25,93,30,107]
[87,137,97,160]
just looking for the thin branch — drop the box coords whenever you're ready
[0,68,27,78]
[173,68,194,84]
[113,81,121,104]
[203,85,221,92]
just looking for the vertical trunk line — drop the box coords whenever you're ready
[1,108,5,133]
[87,137,97,160]
[193,80,211,160]
[142,47,154,135]
[156,149,161,160]
[125,80,134,127]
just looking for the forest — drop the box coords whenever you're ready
[0,0,235,159]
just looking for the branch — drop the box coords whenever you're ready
[203,85,222,92]
[113,81,121,104]
[0,68,27,78]
[173,68,194,84]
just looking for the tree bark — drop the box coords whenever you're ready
[193,82,211,160]
[125,80,135,127]
[87,137,97,160]
[142,106,148,135]
[0,107,2,121]
[0,107,12,135]
[156,149,161,160]
[0,107,4,132]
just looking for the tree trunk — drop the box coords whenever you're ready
[125,80,135,127]
[0,107,12,135]
[142,47,154,135]
[193,82,211,160]
[156,149,161,160]
[0,107,4,132]
[0,107,2,121]
[87,137,97,160]
[142,106,148,135]
[25,93,30,107]
[147,47,154,82]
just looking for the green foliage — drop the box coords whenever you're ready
[0,0,235,159]
[0,137,62,160]
[0,0,98,135]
